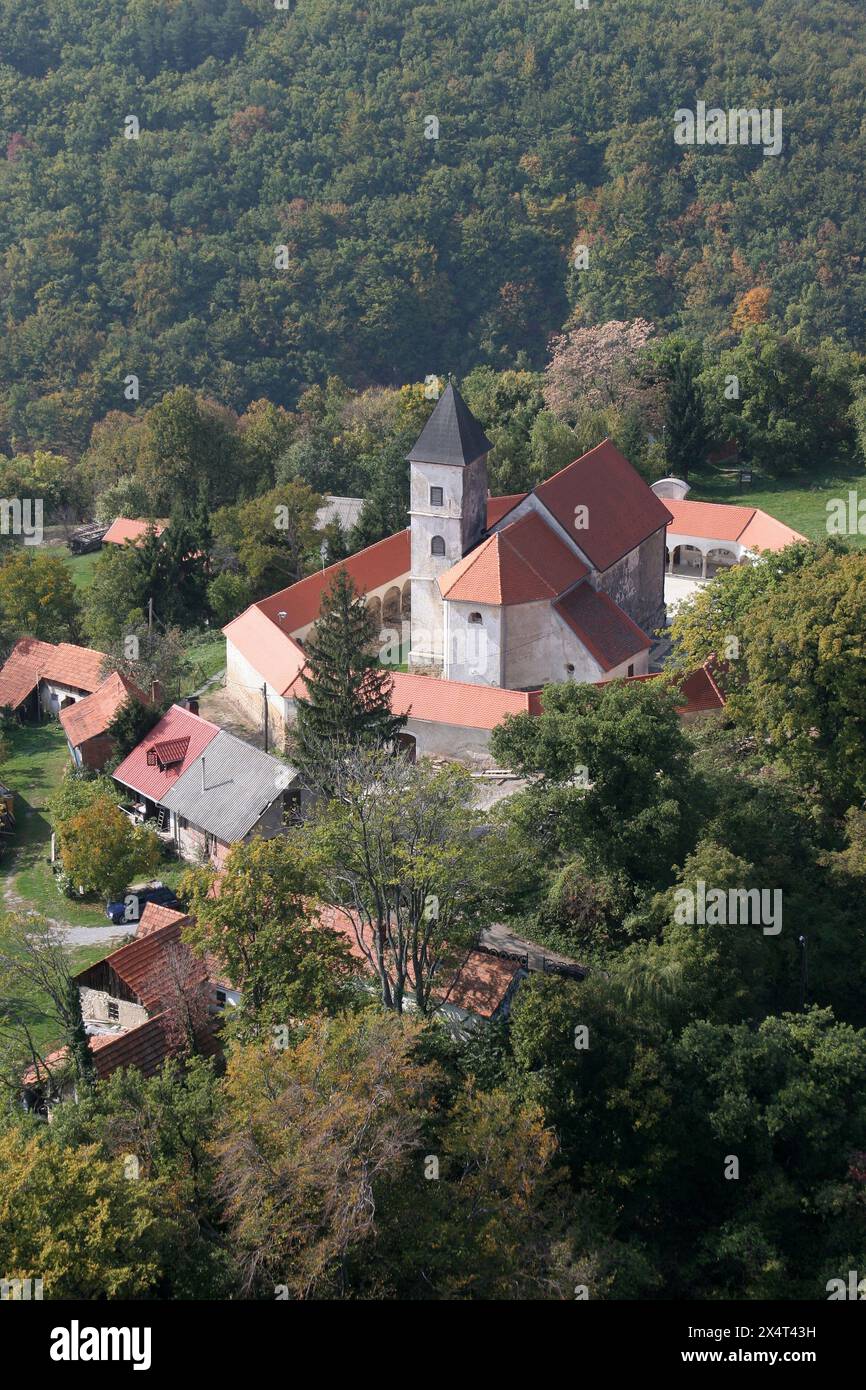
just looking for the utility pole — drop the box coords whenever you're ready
[262,682,269,754]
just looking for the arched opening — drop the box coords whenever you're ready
[401,581,412,620]
[396,732,417,763]
[672,543,703,577]
[468,611,483,625]
[382,586,401,625]
[430,536,446,557]
[367,595,382,631]
[706,546,739,578]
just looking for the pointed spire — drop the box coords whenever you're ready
[407,382,493,468]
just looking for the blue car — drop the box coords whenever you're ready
[106,883,180,925]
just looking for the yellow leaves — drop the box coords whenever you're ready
[732,286,771,333]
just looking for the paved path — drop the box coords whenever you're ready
[3,874,129,947]
[479,921,584,973]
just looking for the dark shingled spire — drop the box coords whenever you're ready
[407,382,493,467]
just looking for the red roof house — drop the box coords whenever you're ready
[59,670,148,770]
[0,637,107,718]
[112,703,220,807]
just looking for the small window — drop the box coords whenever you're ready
[430,486,443,506]
[627,663,635,677]
[431,536,446,557]
[107,1000,119,1022]
[566,663,575,675]
[468,611,483,625]
[215,989,227,1009]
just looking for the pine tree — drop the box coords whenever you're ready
[292,570,406,780]
[664,344,709,482]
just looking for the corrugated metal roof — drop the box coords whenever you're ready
[161,729,296,843]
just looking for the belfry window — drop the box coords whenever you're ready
[468,612,482,625]
[431,536,446,556]
[430,486,443,506]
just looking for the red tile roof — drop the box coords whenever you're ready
[554,583,653,672]
[223,602,309,698]
[137,902,191,937]
[258,529,411,634]
[439,509,587,605]
[532,439,672,571]
[595,664,726,714]
[59,670,146,749]
[389,670,541,730]
[0,637,107,710]
[223,497,537,694]
[76,920,185,1012]
[146,736,190,769]
[440,949,524,1018]
[113,703,219,802]
[486,492,526,526]
[102,517,167,545]
[316,906,521,1018]
[664,498,805,550]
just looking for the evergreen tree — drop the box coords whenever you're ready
[664,343,709,481]
[292,570,406,780]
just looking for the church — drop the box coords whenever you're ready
[405,383,669,686]
[222,384,676,756]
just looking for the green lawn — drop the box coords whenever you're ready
[686,463,866,547]
[55,543,100,591]
[183,632,226,686]
[0,722,180,926]
[0,926,119,1053]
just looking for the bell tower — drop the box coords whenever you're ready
[407,383,492,672]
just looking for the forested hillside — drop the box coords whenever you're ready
[0,0,864,454]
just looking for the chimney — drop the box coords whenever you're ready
[186,696,199,716]
[150,679,164,707]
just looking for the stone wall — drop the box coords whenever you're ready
[79,985,148,1032]
[596,526,666,636]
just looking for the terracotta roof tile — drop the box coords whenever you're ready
[439,510,587,604]
[533,439,672,571]
[595,664,726,714]
[59,670,146,748]
[389,670,540,730]
[102,517,167,545]
[664,498,805,550]
[554,583,652,672]
[0,637,106,711]
[113,704,219,803]
[317,907,522,1018]
[75,920,186,1012]
[136,902,191,937]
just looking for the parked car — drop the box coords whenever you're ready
[106,881,181,924]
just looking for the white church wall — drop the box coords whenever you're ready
[444,601,502,685]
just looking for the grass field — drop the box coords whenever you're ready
[687,463,866,547]
[0,722,182,926]
[184,632,227,685]
[57,544,101,590]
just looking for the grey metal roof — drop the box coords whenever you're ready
[161,730,297,843]
[407,383,493,467]
[315,495,365,531]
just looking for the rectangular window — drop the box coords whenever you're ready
[627,664,635,677]
[107,1000,119,1021]
[430,486,443,506]
[215,990,227,1009]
